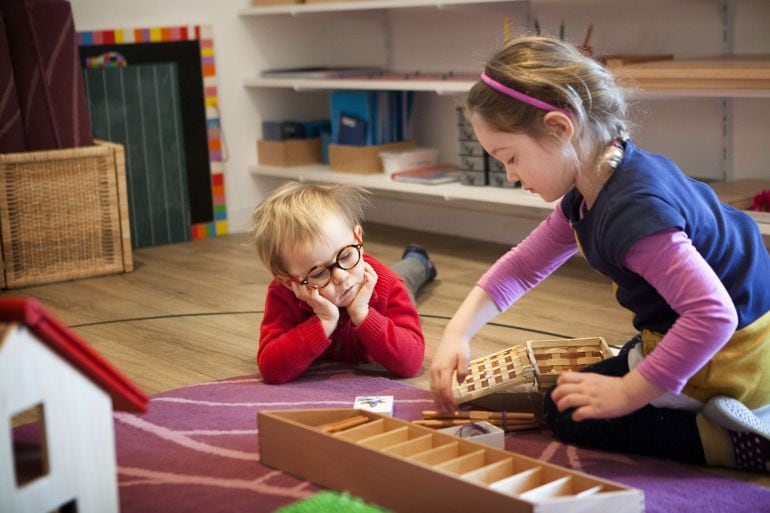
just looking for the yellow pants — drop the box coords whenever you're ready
[641,309,770,467]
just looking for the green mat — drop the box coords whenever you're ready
[275,491,393,513]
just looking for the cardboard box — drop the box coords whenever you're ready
[329,141,414,174]
[258,408,644,513]
[710,179,770,210]
[251,0,302,6]
[257,138,322,167]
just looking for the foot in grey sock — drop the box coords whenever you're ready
[402,243,436,282]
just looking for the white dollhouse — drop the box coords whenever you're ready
[0,297,148,513]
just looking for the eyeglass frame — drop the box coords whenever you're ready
[289,233,364,289]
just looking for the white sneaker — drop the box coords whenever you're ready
[703,396,770,438]
[702,396,770,473]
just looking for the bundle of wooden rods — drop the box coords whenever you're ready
[415,410,539,431]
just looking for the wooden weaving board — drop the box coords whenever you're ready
[258,408,644,513]
[526,337,612,391]
[453,345,535,404]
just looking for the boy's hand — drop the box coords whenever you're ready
[289,281,339,336]
[347,262,377,326]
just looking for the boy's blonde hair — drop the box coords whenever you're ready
[250,182,370,276]
[467,36,628,171]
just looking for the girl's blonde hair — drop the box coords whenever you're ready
[468,35,628,171]
[250,182,370,276]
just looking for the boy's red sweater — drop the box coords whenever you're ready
[257,254,425,384]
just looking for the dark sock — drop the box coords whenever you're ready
[727,430,770,472]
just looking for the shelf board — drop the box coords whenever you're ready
[239,0,521,16]
[250,165,770,247]
[244,76,474,94]
[614,56,770,98]
[245,56,770,98]
[250,164,556,219]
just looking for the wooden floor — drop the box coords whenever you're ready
[2,223,637,395]
[4,223,767,487]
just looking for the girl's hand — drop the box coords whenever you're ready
[430,334,471,414]
[347,262,377,326]
[290,281,339,336]
[550,369,664,421]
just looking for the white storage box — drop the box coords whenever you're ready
[379,147,438,175]
[438,421,504,449]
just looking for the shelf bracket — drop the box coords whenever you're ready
[720,0,735,181]
[382,10,393,71]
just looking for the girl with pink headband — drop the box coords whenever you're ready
[431,35,770,474]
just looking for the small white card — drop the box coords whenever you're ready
[438,421,504,449]
[353,395,394,416]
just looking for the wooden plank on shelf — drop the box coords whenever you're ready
[613,56,770,91]
[710,179,770,209]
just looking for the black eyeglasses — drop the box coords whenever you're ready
[293,243,363,289]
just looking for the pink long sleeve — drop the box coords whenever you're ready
[624,229,738,393]
[478,206,578,311]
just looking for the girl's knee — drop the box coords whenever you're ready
[542,390,573,440]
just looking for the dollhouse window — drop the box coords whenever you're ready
[10,403,49,486]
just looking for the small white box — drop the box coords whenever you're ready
[438,421,504,449]
[379,147,438,175]
[353,396,394,416]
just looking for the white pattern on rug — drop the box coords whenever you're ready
[118,467,314,499]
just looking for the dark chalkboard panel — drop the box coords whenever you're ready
[79,41,212,226]
[84,63,191,248]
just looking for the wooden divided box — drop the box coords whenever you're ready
[526,337,612,391]
[259,408,644,513]
[0,140,133,289]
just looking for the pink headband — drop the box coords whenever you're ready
[480,72,570,115]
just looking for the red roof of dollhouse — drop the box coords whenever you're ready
[0,297,149,412]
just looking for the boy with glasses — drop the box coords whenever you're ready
[251,182,436,384]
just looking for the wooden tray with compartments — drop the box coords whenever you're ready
[258,408,644,513]
[452,345,535,404]
[526,337,612,391]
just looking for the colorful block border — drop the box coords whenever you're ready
[77,24,227,240]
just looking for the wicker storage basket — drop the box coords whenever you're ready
[0,140,133,289]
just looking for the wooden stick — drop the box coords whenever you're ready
[413,418,539,430]
[417,419,535,426]
[421,410,536,422]
[318,415,370,433]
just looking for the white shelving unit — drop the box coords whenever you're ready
[241,0,770,243]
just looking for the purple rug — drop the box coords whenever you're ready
[19,363,767,512]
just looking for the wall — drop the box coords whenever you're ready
[70,0,770,246]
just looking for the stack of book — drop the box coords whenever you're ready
[390,164,460,185]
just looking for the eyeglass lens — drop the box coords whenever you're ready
[304,244,362,288]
